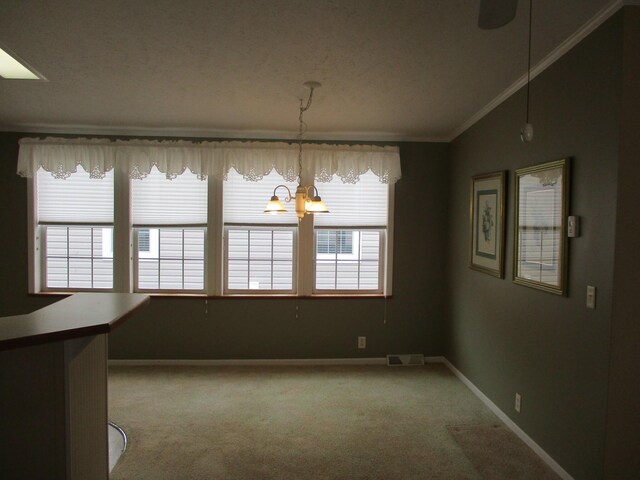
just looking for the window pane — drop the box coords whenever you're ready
[138,259,159,290]
[225,228,295,292]
[135,227,205,292]
[46,257,68,289]
[314,229,382,292]
[44,226,113,290]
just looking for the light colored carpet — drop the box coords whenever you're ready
[447,424,560,480]
[108,364,555,479]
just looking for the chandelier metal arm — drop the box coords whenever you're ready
[272,184,294,203]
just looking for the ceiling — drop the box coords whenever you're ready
[0,0,616,141]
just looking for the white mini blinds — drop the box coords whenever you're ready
[314,170,388,228]
[131,167,207,226]
[37,166,114,223]
[224,169,298,225]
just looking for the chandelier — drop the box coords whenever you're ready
[264,81,329,219]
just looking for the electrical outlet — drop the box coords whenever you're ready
[357,336,366,349]
[515,393,521,413]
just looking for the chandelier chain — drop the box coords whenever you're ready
[525,0,532,123]
[297,86,315,185]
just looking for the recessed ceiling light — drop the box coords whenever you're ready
[0,44,45,80]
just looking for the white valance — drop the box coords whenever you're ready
[17,137,401,184]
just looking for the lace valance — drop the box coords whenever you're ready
[17,138,401,184]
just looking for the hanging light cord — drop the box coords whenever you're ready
[297,87,315,185]
[525,0,533,124]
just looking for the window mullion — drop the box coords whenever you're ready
[157,229,162,289]
[66,226,70,289]
[357,231,362,289]
[90,227,95,288]
[181,229,185,290]
[113,166,131,292]
[247,229,251,288]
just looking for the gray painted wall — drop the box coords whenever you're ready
[604,7,640,479]
[0,135,449,359]
[447,14,622,480]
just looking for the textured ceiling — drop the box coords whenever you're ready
[0,0,614,141]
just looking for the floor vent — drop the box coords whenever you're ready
[386,354,424,366]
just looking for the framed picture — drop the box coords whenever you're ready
[513,158,570,295]
[469,171,506,278]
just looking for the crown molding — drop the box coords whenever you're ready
[446,0,624,142]
[0,123,447,144]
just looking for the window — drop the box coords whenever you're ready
[223,169,297,293]
[316,230,353,255]
[313,171,388,293]
[131,167,207,292]
[138,229,150,252]
[36,166,114,290]
[24,139,399,296]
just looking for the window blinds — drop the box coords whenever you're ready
[313,170,388,227]
[131,167,207,225]
[37,166,114,223]
[224,168,298,225]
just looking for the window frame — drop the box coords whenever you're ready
[223,225,298,295]
[312,227,386,295]
[132,226,208,294]
[39,223,115,293]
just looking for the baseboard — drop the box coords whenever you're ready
[109,356,448,367]
[108,357,389,366]
[440,358,574,480]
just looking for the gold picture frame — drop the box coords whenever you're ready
[513,158,570,295]
[469,171,506,278]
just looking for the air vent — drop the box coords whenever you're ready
[386,354,424,366]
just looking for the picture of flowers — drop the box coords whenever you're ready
[470,171,506,277]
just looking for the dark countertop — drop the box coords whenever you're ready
[0,293,150,350]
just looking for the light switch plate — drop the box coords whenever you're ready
[568,216,579,237]
[586,285,596,309]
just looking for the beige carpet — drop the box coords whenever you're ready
[108,364,557,479]
[447,424,560,480]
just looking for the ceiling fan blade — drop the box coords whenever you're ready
[478,0,518,29]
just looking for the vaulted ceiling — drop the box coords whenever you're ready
[0,0,615,141]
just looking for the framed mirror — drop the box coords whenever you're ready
[513,159,570,295]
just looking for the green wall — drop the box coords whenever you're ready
[0,135,449,359]
[446,13,622,480]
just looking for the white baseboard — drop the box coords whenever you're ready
[108,357,388,367]
[440,358,574,480]
[109,356,446,367]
